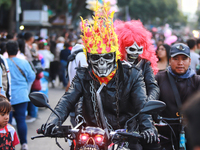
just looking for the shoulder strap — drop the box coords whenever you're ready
[0,57,4,69]
[4,125,9,134]
[66,49,83,78]
[67,49,83,62]
[167,71,182,108]
[9,58,28,82]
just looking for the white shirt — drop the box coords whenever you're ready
[68,52,88,84]
[38,50,54,69]
[190,51,199,72]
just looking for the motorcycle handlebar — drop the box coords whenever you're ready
[33,126,143,141]
[32,125,72,140]
[116,131,143,139]
[110,131,143,142]
[37,128,44,134]
[157,116,180,121]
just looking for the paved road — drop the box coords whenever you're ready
[15,85,71,150]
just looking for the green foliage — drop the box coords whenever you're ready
[117,0,187,26]
[0,0,12,9]
[42,0,67,14]
[42,0,88,22]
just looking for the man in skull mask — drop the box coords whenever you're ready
[114,20,159,101]
[42,2,160,149]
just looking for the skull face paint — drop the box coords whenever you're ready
[89,52,115,77]
[125,42,143,64]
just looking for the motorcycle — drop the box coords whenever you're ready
[29,90,166,150]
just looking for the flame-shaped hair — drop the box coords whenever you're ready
[114,20,158,74]
[80,1,121,61]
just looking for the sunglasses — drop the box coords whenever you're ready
[128,47,143,52]
[89,53,115,61]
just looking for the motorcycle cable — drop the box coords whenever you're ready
[55,137,64,150]
[161,119,176,150]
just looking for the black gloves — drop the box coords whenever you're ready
[41,123,57,136]
[141,129,158,144]
[75,114,85,124]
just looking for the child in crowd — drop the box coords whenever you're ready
[0,94,19,149]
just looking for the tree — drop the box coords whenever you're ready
[0,0,90,32]
[42,0,89,25]
[117,0,186,27]
[0,0,16,33]
[0,0,12,7]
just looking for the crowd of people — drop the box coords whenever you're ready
[1,3,200,150]
[0,30,80,149]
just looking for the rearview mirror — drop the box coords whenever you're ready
[140,100,166,114]
[29,92,62,127]
[29,92,50,108]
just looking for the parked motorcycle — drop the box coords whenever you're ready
[29,92,166,150]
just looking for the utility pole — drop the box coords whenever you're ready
[16,0,21,33]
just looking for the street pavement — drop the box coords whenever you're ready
[15,84,71,150]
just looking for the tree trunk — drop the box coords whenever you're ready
[71,0,86,22]
[8,0,16,34]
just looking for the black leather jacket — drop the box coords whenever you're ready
[133,58,160,101]
[46,60,156,132]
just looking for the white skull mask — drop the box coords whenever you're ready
[89,52,115,77]
[125,42,143,64]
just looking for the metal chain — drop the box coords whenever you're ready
[90,71,120,129]
[105,117,114,131]
[115,70,120,128]
[90,80,101,127]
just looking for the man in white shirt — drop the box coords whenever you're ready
[68,44,88,84]
[187,39,199,73]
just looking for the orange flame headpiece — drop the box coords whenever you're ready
[80,1,120,61]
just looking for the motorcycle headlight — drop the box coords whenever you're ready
[79,133,89,142]
[94,135,104,143]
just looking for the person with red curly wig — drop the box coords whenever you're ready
[115,20,160,101]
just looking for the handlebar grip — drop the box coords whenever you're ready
[117,132,143,139]
[37,128,44,134]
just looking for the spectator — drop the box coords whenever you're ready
[155,43,200,150]
[38,41,54,71]
[0,54,11,100]
[26,42,44,123]
[156,44,171,72]
[0,95,20,149]
[49,36,64,87]
[24,32,35,61]
[6,40,35,150]
[0,58,5,97]
[195,38,200,54]
[59,42,71,88]
[49,34,57,56]
[182,92,200,150]
[156,39,164,48]
[187,39,199,73]
[55,36,65,61]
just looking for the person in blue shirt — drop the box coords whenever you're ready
[6,40,35,150]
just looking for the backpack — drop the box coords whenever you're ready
[0,57,10,100]
[66,49,83,78]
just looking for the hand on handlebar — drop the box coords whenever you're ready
[141,129,158,144]
[41,123,57,136]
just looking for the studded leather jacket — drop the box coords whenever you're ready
[133,58,160,101]
[46,60,156,132]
